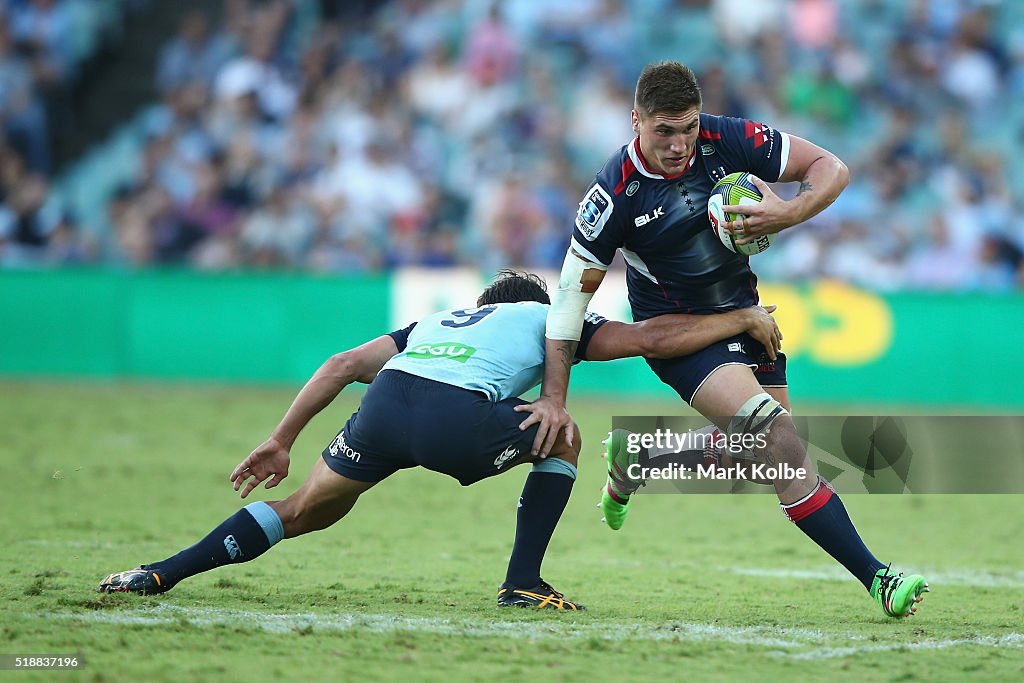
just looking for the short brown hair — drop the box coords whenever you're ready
[634,61,701,117]
[477,270,550,306]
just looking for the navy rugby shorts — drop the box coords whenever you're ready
[646,332,787,405]
[322,370,540,485]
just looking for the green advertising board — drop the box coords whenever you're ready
[1,270,1020,407]
[0,270,390,383]
[570,280,1023,408]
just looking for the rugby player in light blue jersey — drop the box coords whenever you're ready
[525,61,928,618]
[98,271,780,610]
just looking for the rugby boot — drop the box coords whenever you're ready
[870,564,929,618]
[599,429,643,530]
[97,566,169,595]
[497,579,586,610]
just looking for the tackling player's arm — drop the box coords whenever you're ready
[230,335,399,497]
[515,248,607,457]
[585,305,782,361]
[724,135,849,245]
[266,335,399,450]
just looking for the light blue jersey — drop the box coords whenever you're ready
[382,302,550,402]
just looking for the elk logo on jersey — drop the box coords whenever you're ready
[635,206,664,227]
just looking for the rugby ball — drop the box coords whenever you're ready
[707,172,774,256]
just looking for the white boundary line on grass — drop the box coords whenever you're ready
[35,605,814,649]
[719,566,1024,588]
[787,634,1024,660]
[30,606,1024,660]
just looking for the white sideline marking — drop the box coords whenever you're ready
[22,539,167,550]
[721,566,1024,589]
[35,605,812,648]
[788,634,1024,660]
[29,606,1024,660]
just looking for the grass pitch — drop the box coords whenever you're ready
[1,381,1022,682]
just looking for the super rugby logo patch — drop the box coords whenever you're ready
[576,184,613,241]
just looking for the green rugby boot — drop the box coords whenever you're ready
[600,429,643,530]
[870,564,929,618]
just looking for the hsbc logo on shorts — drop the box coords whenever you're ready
[576,184,613,241]
[328,430,361,462]
[494,445,519,469]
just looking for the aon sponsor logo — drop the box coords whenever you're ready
[328,430,362,462]
[406,342,476,362]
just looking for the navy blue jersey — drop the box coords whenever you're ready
[572,113,791,320]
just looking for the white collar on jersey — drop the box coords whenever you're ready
[628,137,696,180]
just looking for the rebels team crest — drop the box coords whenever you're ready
[745,121,772,149]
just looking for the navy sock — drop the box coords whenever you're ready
[782,477,886,590]
[146,502,284,587]
[504,459,576,588]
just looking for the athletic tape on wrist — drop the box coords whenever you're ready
[546,250,607,341]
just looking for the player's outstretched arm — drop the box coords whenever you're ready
[724,135,849,245]
[266,334,399,449]
[516,337,579,457]
[585,305,782,361]
[230,335,399,497]
[516,249,607,457]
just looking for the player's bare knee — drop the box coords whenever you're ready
[547,422,581,467]
[545,447,578,468]
[269,495,335,537]
[268,498,305,536]
[762,417,806,469]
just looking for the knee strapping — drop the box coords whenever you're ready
[728,392,788,443]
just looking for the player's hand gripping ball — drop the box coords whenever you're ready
[707,172,775,256]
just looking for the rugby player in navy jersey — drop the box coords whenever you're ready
[521,61,928,618]
[98,271,781,610]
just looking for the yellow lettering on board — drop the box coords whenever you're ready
[757,282,892,365]
[810,280,892,365]
[757,284,810,355]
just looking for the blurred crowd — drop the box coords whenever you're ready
[1,0,124,262]
[3,0,1024,291]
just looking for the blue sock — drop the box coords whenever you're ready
[504,458,576,588]
[146,502,284,587]
[782,477,885,590]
